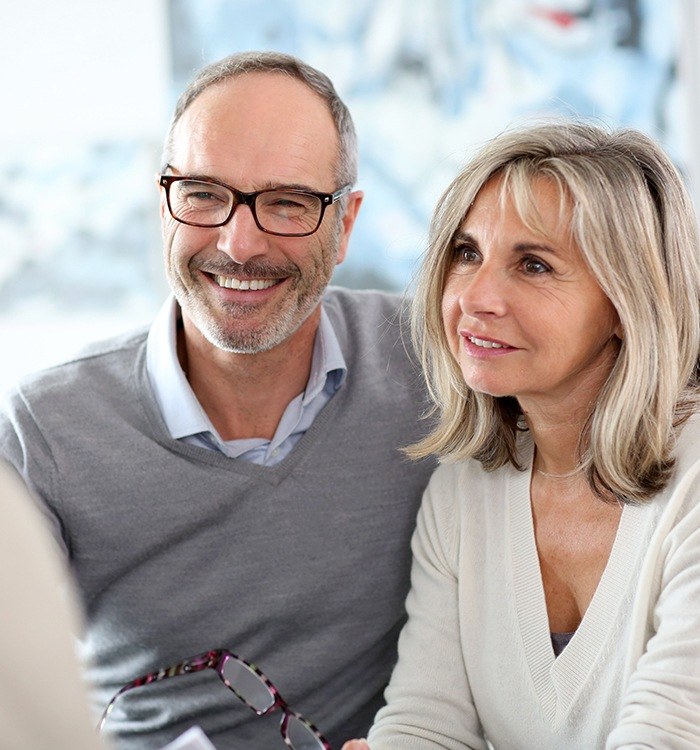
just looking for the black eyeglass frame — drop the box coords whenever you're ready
[159,174,352,237]
[97,648,331,749]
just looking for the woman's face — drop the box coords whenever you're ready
[441,175,621,415]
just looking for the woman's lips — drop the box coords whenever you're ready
[460,331,517,355]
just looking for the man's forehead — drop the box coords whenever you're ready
[170,73,339,187]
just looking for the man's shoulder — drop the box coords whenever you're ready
[323,285,405,318]
[321,286,424,388]
[322,286,409,345]
[9,326,149,403]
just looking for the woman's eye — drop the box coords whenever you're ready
[522,257,551,274]
[452,244,480,264]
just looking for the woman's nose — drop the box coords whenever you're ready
[455,262,509,317]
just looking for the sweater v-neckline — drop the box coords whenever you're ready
[507,437,648,726]
[137,345,348,486]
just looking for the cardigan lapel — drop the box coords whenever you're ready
[507,443,653,726]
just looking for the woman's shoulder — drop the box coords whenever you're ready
[651,413,700,525]
[674,412,700,468]
[425,457,518,514]
[429,456,511,484]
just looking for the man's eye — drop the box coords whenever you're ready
[186,191,221,202]
[270,198,306,209]
[262,192,317,213]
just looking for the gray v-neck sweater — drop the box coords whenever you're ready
[0,287,436,749]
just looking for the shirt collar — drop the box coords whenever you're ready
[304,301,346,403]
[145,295,347,441]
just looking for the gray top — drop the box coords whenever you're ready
[551,631,575,657]
[0,287,436,749]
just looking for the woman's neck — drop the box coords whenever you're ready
[521,399,591,477]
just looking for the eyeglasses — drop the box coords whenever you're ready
[159,174,351,237]
[98,648,331,749]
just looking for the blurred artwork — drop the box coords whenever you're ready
[0,0,684,318]
[0,141,161,316]
[167,0,684,291]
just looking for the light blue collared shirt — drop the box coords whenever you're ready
[145,296,347,466]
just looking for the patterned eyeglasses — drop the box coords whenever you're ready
[98,648,331,749]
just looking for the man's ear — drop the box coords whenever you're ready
[335,190,364,266]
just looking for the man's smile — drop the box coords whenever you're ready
[212,275,281,291]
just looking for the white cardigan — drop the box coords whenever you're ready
[368,416,700,749]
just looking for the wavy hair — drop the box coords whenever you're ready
[408,121,700,504]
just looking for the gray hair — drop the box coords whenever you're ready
[408,121,700,504]
[161,50,358,188]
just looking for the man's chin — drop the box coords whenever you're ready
[197,317,297,354]
[183,293,321,355]
[201,328,281,354]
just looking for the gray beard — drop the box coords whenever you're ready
[193,298,313,354]
[170,221,341,354]
[179,255,334,354]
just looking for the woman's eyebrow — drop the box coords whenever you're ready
[451,230,478,244]
[513,241,560,256]
[453,230,559,257]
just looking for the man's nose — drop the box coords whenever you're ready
[216,203,268,264]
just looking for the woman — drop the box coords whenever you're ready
[344,122,700,749]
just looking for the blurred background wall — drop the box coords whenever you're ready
[1,0,698,394]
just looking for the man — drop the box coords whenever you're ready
[0,52,434,748]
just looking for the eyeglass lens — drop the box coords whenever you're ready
[286,715,327,749]
[220,655,325,749]
[220,656,275,711]
[169,180,323,234]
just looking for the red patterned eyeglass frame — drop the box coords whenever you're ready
[97,648,332,749]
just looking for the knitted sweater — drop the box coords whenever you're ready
[0,288,435,749]
[369,416,700,750]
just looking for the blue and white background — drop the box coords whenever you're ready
[169,0,688,291]
[0,0,695,391]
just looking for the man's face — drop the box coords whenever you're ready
[160,72,361,354]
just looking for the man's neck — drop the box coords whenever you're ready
[178,310,320,441]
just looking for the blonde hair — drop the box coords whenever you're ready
[409,121,700,503]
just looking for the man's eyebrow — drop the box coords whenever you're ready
[164,167,223,183]
[262,181,321,192]
[160,167,319,193]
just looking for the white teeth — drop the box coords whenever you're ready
[470,336,505,349]
[213,276,278,291]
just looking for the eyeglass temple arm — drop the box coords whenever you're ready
[97,650,223,732]
[330,185,352,202]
